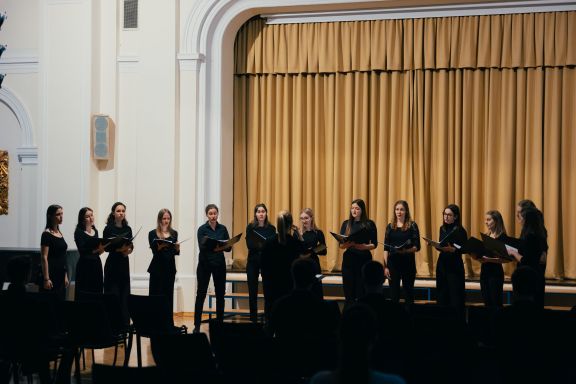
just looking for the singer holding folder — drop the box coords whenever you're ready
[298,208,327,299]
[429,204,468,309]
[339,199,378,303]
[383,200,420,309]
[245,203,277,322]
[74,207,105,300]
[148,208,179,316]
[103,202,134,326]
[194,204,231,333]
[472,210,509,308]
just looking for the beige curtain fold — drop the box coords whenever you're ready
[232,12,576,279]
[235,12,576,74]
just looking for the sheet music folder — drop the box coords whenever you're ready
[202,233,243,251]
[329,227,368,244]
[480,233,515,261]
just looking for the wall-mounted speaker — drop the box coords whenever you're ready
[92,115,113,160]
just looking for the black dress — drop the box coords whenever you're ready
[103,224,132,325]
[262,231,303,321]
[517,233,548,307]
[195,222,230,328]
[479,233,508,308]
[385,222,421,308]
[301,229,327,299]
[245,223,277,322]
[74,227,104,300]
[40,231,68,300]
[148,229,179,316]
[339,220,378,303]
[435,223,468,308]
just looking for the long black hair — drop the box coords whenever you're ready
[106,202,128,227]
[345,199,369,235]
[520,207,547,241]
[45,204,62,230]
[76,207,95,232]
[250,203,270,228]
[442,204,461,227]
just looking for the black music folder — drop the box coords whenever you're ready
[202,233,243,251]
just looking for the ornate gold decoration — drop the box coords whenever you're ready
[0,150,8,215]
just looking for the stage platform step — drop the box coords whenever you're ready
[207,271,576,309]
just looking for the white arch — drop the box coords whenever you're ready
[0,87,38,164]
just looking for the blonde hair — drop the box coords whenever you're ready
[299,207,319,235]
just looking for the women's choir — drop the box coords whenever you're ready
[38,196,551,326]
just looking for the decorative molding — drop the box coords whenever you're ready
[263,0,576,24]
[177,53,205,72]
[0,88,36,164]
[16,147,39,165]
[0,56,40,74]
[117,55,140,73]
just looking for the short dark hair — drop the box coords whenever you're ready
[362,261,385,288]
[291,258,316,289]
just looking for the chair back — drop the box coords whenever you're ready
[128,294,174,337]
[152,333,218,380]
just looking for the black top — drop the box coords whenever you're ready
[74,228,100,261]
[480,233,508,275]
[301,229,327,256]
[384,222,421,253]
[148,229,179,274]
[518,233,547,271]
[197,222,230,265]
[437,223,468,266]
[245,223,277,259]
[339,219,378,256]
[40,231,68,277]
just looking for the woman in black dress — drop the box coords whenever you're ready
[194,204,230,332]
[103,202,134,325]
[298,208,327,298]
[473,210,509,308]
[74,207,105,300]
[148,208,179,316]
[508,205,548,307]
[339,199,378,304]
[245,203,277,322]
[383,200,420,309]
[40,204,68,300]
[262,210,303,320]
[428,204,468,309]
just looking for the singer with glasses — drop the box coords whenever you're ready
[427,204,468,309]
[383,200,420,309]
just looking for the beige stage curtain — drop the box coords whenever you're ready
[233,13,576,279]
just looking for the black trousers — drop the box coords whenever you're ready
[388,253,416,308]
[149,270,176,315]
[480,266,504,308]
[246,254,263,322]
[342,251,371,304]
[194,259,226,327]
[436,257,465,308]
